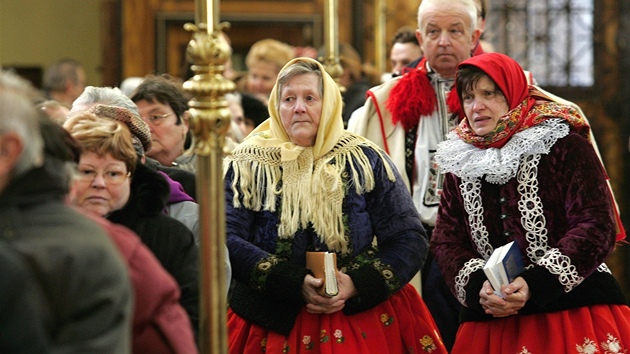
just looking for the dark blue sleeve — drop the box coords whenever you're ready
[344,147,427,314]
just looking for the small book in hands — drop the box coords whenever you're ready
[306,251,339,297]
[482,241,525,297]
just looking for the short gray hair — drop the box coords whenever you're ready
[418,0,478,35]
[43,58,83,93]
[275,60,323,114]
[70,86,140,118]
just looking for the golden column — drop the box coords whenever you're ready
[322,0,345,93]
[183,0,234,353]
[374,0,386,75]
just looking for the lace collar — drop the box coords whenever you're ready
[435,119,569,184]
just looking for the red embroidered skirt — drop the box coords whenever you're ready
[451,304,630,353]
[228,284,447,354]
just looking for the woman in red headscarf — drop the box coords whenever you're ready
[431,52,630,353]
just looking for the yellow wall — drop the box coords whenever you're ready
[0,0,103,86]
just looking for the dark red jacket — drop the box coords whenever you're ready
[82,211,198,354]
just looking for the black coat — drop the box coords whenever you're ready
[0,161,132,352]
[108,162,200,337]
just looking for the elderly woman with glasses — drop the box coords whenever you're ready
[63,108,200,341]
[131,74,253,173]
[130,75,192,170]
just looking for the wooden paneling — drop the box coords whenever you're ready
[121,0,357,79]
[101,0,122,87]
[120,0,427,80]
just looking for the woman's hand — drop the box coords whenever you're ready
[479,277,531,318]
[303,271,358,315]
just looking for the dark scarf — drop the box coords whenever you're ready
[108,162,170,224]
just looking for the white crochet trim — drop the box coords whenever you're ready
[455,136,588,296]
[598,263,612,274]
[517,154,549,262]
[537,248,584,292]
[455,258,486,305]
[436,119,570,184]
[517,156,584,291]
[448,122,609,296]
[460,177,493,259]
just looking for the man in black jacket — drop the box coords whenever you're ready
[0,69,133,352]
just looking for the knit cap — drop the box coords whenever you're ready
[88,104,152,155]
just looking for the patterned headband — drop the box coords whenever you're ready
[87,104,152,155]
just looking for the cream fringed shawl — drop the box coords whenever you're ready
[224,131,395,254]
[224,58,395,253]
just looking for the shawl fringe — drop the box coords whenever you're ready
[224,133,395,253]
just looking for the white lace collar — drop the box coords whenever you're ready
[435,119,570,184]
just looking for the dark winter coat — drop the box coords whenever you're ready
[0,160,132,352]
[108,162,200,337]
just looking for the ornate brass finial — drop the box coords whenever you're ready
[183,22,236,157]
[321,54,346,94]
[183,1,234,352]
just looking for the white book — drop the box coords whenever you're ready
[323,252,339,296]
[483,245,505,296]
[483,241,525,297]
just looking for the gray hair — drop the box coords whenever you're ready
[418,0,478,35]
[0,69,44,176]
[43,58,83,93]
[275,60,323,114]
[70,86,140,118]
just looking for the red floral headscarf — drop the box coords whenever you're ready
[454,52,589,149]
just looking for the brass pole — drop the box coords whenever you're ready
[374,0,386,75]
[322,0,345,93]
[184,0,234,353]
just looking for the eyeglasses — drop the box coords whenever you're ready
[76,167,131,185]
[142,112,175,126]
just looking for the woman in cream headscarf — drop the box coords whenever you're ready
[224,57,447,353]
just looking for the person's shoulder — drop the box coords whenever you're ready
[144,212,196,243]
[167,199,198,212]
[129,163,171,214]
[35,203,112,242]
[557,130,592,148]
[82,211,145,262]
[346,76,403,134]
[354,142,393,169]
[155,164,197,200]
[369,75,403,96]
[543,130,596,165]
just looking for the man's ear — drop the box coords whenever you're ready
[0,132,24,174]
[416,29,424,50]
[64,79,74,94]
[470,28,482,52]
